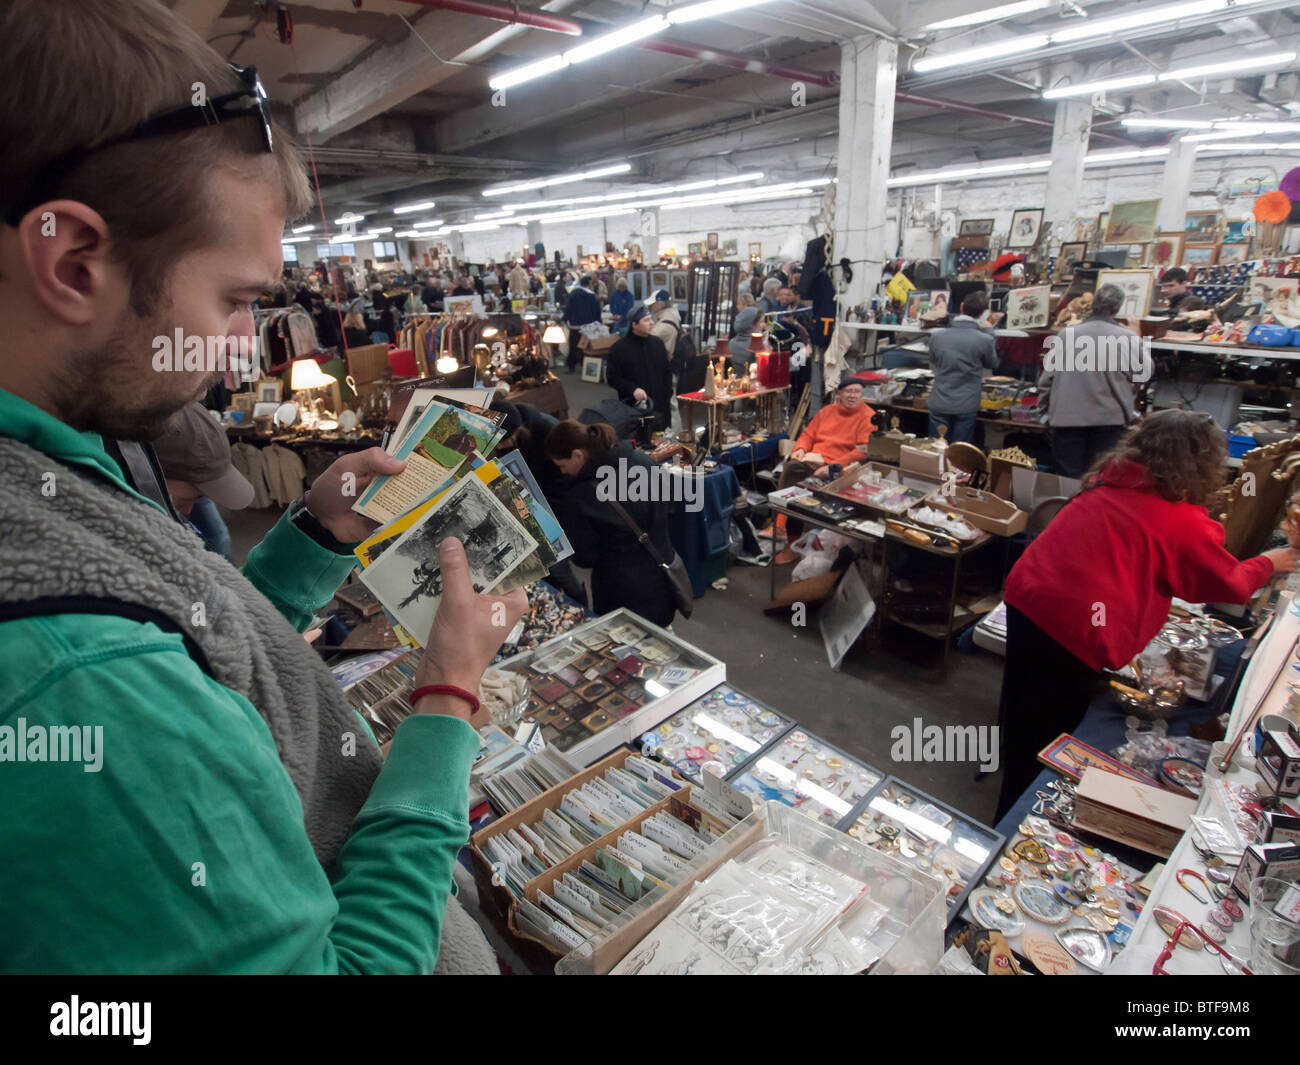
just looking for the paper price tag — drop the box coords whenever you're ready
[1274,882,1300,923]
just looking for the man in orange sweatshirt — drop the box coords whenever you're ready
[772,379,875,559]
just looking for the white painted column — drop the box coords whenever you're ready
[834,34,898,315]
[1044,98,1092,241]
[526,221,544,260]
[1156,136,1197,233]
[636,207,660,262]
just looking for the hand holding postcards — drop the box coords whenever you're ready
[352,394,572,647]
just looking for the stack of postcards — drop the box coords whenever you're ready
[353,386,571,647]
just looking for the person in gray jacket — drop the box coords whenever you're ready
[729,291,760,371]
[925,290,999,443]
[1037,283,1142,478]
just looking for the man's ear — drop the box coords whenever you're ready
[14,201,120,327]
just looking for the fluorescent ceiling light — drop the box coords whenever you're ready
[888,159,1052,186]
[281,236,311,243]
[334,213,365,224]
[667,0,779,25]
[394,230,420,237]
[474,209,517,221]
[483,162,632,197]
[368,227,393,234]
[1160,51,1297,82]
[1197,141,1300,151]
[392,200,435,214]
[924,0,1055,31]
[489,54,569,91]
[1122,117,1216,129]
[914,0,1273,75]
[411,218,445,228]
[1083,147,1170,164]
[1043,74,1156,99]
[291,223,315,234]
[500,171,766,212]
[1213,121,1300,133]
[329,234,358,244]
[914,33,1047,72]
[564,15,666,65]
[1182,129,1249,142]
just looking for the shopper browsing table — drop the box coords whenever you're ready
[607,304,673,431]
[562,273,601,373]
[925,290,999,444]
[994,409,1296,819]
[0,0,527,974]
[1037,283,1141,478]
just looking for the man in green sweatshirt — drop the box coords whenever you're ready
[0,0,526,973]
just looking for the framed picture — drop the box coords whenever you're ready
[1004,285,1052,329]
[627,270,648,301]
[1184,210,1221,241]
[722,238,738,257]
[580,356,605,384]
[748,241,762,260]
[1055,241,1088,281]
[257,379,282,404]
[1006,208,1045,249]
[688,242,703,260]
[1095,268,1156,318]
[706,232,719,251]
[1248,277,1300,327]
[1222,219,1252,244]
[902,288,951,325]
[959,218,996,237]
[1149,232,1185,272]
[1184,242,1217,266]
[1124,244,1147,268]
[232,392,256,415]
[1218,240,1251,265]
[669,270,689,301]
[650,269,670,290]
[1096,212,1109,242]
[1103,198,1162,244]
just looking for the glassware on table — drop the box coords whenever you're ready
[1248,876,1300,975]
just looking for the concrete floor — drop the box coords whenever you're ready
[227,365,1007,826]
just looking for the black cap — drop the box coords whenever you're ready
[628,303,652,325]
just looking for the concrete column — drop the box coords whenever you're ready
[1157,136,1196,233]
[1044,98,1091,242]
[449,231,466,266]
[831,34,898,402]
[834,35,897,314]
[636,207,660,262]
[526,221,544,259]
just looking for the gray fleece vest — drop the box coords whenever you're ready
[0,434,382,874]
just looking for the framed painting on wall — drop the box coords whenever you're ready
[1006,208,1045,249]
[650,269,670,290]
[1184,211,1221,241]
[722,238,738,257]
[1095,268,1156,318]
[1184,242,1217,266]
[1149,232,1185,271]
[748,241,761,260]
[1103,199,1162,244]
[1218,241,1251,265]
[706,232,719,251]
[1055,241,1088,281]
[959,218,995,237]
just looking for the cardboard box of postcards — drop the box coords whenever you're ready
[469,747,734,967]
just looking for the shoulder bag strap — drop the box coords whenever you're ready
[607,498,670,567]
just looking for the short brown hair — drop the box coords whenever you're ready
[546,419,617,461]
[0,0,312,314]
[1087,408,1226,506]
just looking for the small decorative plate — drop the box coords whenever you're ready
[1014,880,1072,925]
[1056,926,1112,972]
[969,888,1025,936]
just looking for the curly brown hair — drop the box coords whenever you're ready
[1084,409,1227,506]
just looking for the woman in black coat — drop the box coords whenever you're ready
[547,420,677,628]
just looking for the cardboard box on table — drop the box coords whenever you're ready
[922,484,1027,536]
[469,747,701,968]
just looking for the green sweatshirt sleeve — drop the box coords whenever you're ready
[241,509,360,631]
[0,616,477,974]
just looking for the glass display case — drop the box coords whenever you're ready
[494,609,725,765]
[727,729,884,828]
[843,777,1004,922]
[638,683,794,783]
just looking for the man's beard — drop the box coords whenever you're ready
[50,310,220,441]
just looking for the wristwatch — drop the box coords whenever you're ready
[288,494,353,554]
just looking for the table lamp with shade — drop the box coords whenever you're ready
[542,322,566,366]
[290,358,336,429]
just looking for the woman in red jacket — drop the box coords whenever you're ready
[995,409,1298,818]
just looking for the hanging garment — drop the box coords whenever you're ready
[230,442,273,508]
[263,444,307,507]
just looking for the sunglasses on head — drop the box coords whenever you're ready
[4,64,273,227]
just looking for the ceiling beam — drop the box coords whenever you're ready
[294,10,506,144]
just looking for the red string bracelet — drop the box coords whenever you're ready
[408,683,480,716]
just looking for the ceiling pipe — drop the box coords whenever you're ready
[895,92,1131,145]
[399,0,582,34]
[637,38,839,88]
